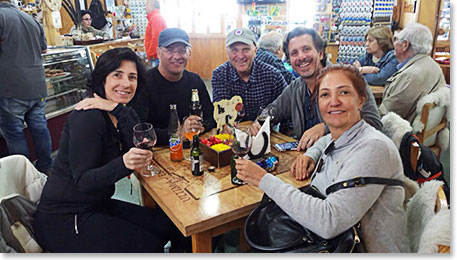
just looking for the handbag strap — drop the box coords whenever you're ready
[325,177,403,195]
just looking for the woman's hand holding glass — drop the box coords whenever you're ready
[133,123,160,177]
[235,159,266,187]
[122,147,152,171]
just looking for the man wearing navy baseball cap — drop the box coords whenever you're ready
[132,28,215,147]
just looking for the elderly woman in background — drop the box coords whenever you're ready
[33,48,188,252]
[70,10,109,40]
[235,64,409,253]
[353,26,398,86]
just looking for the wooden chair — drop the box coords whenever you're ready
[412,87,450,159]
[406,181,450,253]
[413,103,448,158]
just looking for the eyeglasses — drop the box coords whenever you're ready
[161,47,189,56]
[82,18,92,21]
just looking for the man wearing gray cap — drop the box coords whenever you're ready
[212,27,289,124]
[133,28,215,145]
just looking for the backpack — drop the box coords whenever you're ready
[0,195,42,253]
[399,132,450,203]
[88,0,108,30]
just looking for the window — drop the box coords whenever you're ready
[160,0,239,35]
[288,0,316,29]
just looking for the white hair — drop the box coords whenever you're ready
[258,31,284,54]
[396,23,432,55]
[147,0,160,9]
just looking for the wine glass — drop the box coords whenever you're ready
[229,127,253,185]
[234,103,246,127]
[133,122,160,177]
[256,106,275,127]
[256,107,268,126]
[183,126,201,161]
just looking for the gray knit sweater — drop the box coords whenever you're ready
[259,120,410,252]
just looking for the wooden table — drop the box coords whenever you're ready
[138,126,308,253]
[370,85,384,105]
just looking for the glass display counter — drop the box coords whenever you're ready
[43,46,94,119]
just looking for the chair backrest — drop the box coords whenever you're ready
[412,87,450,158]
[0,155,47,203]
[406,180,450,253]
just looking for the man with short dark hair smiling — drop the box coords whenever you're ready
[133,28,215,145]
[251,27,381,152]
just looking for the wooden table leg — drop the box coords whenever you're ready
[192,230,212,253]
[140,185,156,210]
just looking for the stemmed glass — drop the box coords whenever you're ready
[256,106,275,127]
[229,127,253,185]
[183,126,201,161]
[234,103,246,127]
[133,122,160,177]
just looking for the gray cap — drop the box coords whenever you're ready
[226,27,257,47]
[158,28,191,47]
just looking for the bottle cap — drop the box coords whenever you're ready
[208,166,215,172]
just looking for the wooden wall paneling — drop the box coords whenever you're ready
[399,0,418,28]
[186,36,227,80]
[416,0,440,41]
[326,44,338,64]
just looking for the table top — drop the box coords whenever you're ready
[370,85,384,99]
[139,126,308,237]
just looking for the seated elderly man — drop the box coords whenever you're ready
[255,31,296,84]
[379,22,446,123]
[212,27,290,123]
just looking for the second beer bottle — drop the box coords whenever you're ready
[190,89,202,117]
[191,135,203,176]
[168,104,183,161]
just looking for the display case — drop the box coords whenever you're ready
[43,46,94,119]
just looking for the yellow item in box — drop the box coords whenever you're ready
[213,134,232,142]
[210,143,231,152]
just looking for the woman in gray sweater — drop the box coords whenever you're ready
[235,64,409,253]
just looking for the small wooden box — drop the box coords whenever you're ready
[200,143,233,168]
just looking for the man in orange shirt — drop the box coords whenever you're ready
[145,0,167,67]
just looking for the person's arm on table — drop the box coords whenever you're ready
[247,139,396,239]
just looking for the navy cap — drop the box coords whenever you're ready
[158,28,191,48]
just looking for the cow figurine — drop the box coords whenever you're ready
[213,95,243,133]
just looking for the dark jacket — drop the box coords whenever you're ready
[357,49,398,86]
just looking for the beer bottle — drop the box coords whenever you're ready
[168,104,183,161]
[190,89,202,117]
[230,155,245,185]
[191,135,204,176]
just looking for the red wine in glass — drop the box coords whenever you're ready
[231,145,250,157]
[133,123,160,176]
[229,128,252,185]
[136,140,155,151]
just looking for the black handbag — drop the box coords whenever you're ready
[244,177,403,253]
